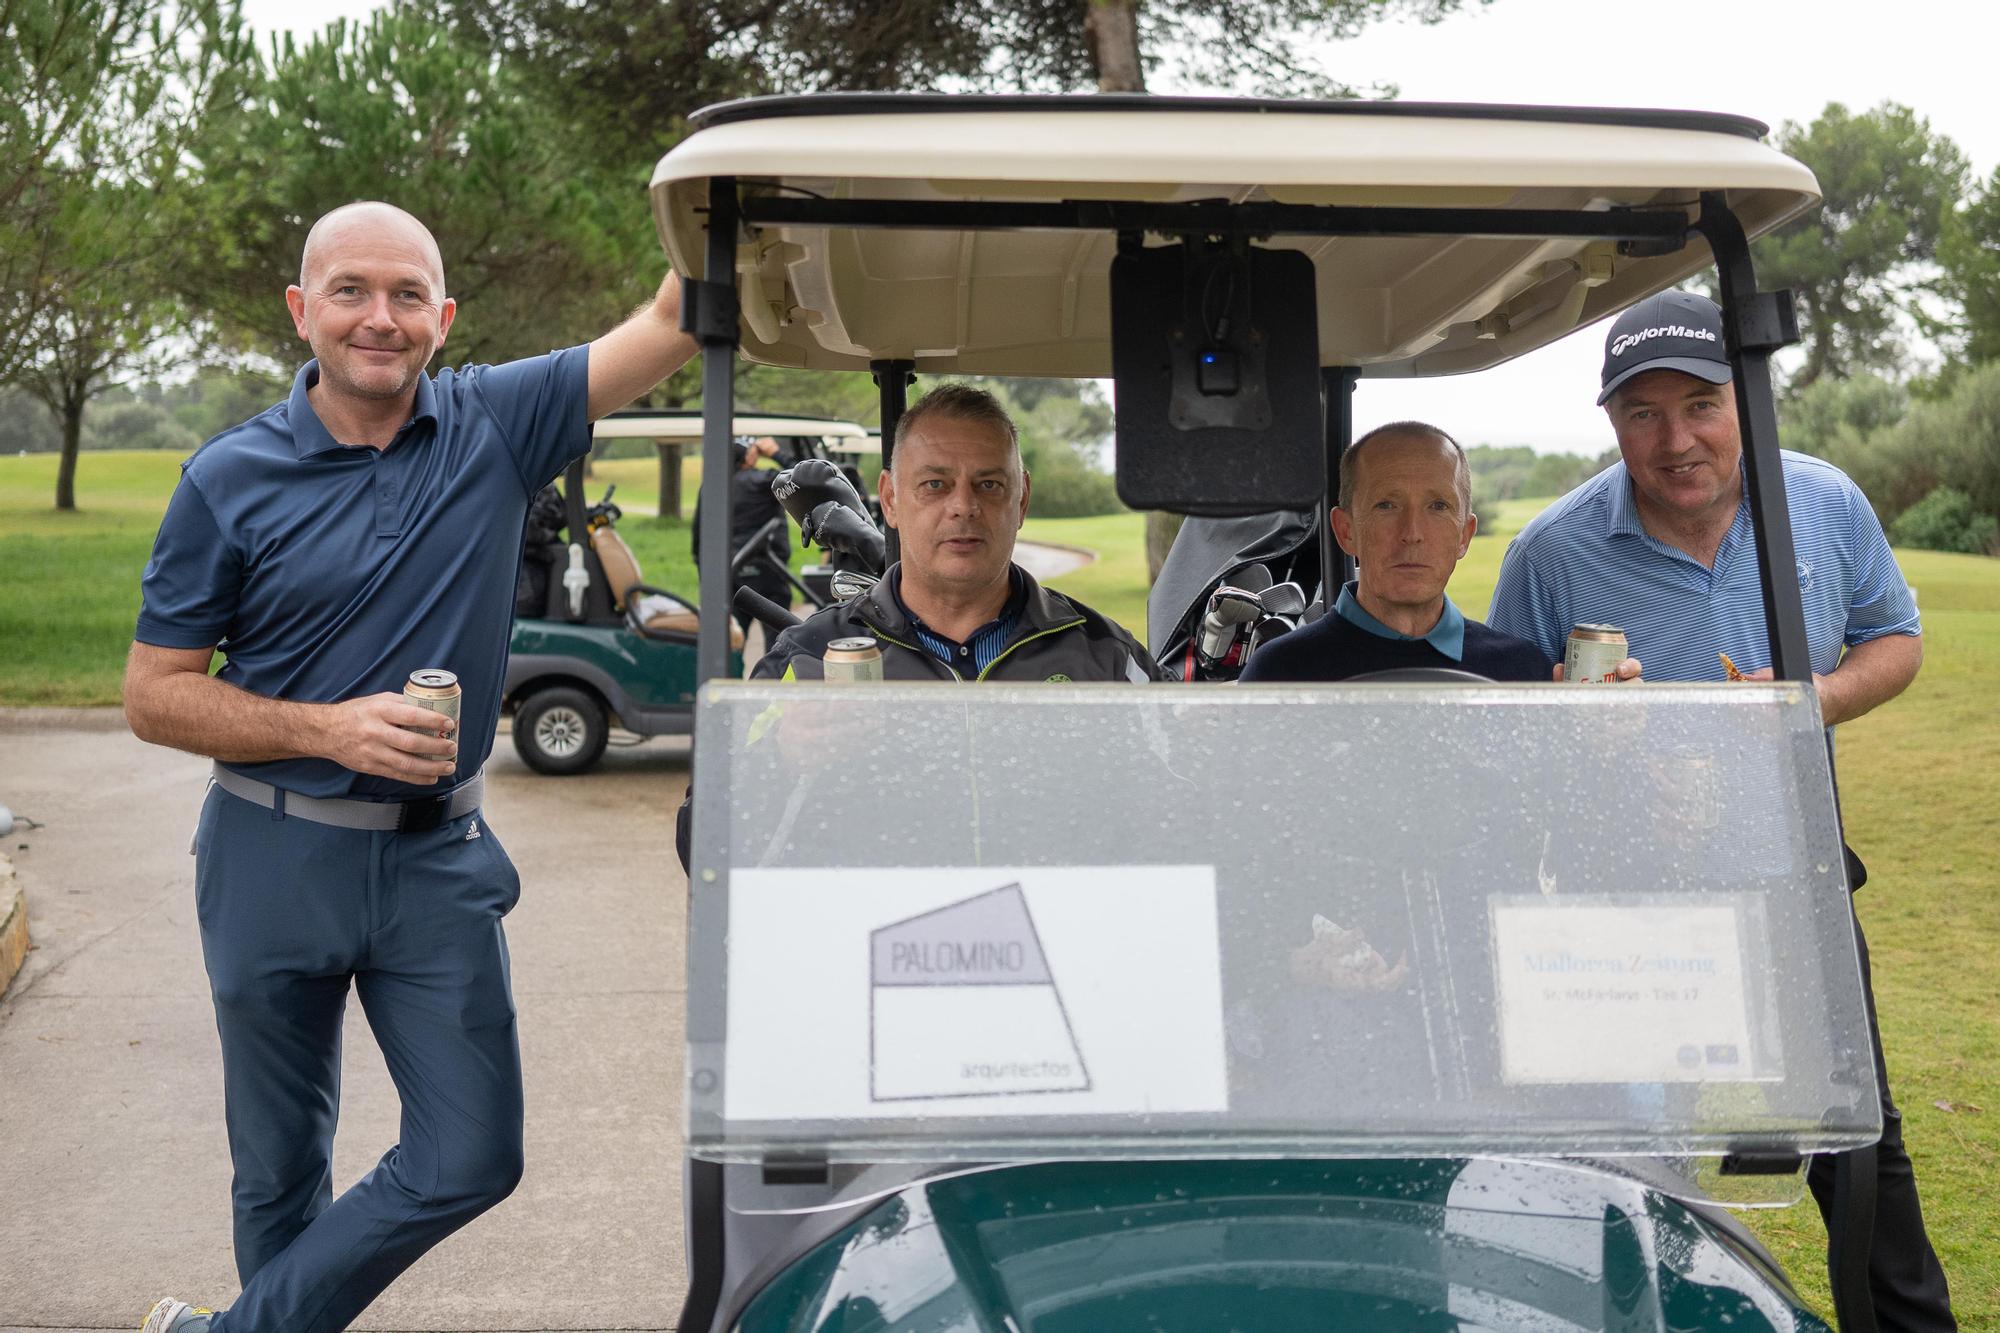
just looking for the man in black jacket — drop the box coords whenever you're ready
[1241,422,1636,684]
[756,384,1158,684]
[675,385,1159,868]
[692,435,792,635]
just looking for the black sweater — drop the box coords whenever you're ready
[1238,609,1551,683]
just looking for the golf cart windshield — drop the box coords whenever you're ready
[686,681,1877,1175]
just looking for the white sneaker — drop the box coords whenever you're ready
[141,1297,214,1333]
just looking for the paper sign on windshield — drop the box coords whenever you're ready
[1492,897,1759,1085]
[870,884,1090,1100]
[724,866,1226,1121]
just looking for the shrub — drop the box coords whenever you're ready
[82,400,200,454]
[1888,486,1999,554]
[1780,373,1908,460]
[1022,441,1123,517]
[1834,361,2000,534]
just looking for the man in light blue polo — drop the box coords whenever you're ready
[1488,290,1951,1333]
[122,201,701,1333]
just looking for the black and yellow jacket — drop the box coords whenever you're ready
[753,563,1163,683]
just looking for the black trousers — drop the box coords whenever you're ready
[1806,847,1956,1333]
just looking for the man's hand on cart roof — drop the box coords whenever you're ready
[585,270,700,423]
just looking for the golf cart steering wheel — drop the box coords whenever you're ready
[1344,667,1494,684]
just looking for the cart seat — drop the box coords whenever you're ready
[591,525,746,648]
[590,526,646,612]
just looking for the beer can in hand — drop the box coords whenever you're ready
[822,637,883,683]
[1564,625,1628,684]
[404,668,462,733]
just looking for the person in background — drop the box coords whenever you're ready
[692,434,792,636]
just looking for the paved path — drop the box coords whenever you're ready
[0,716,693,1331]
[1010,539,1094,581]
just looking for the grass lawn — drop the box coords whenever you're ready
[0,451,186,706]
[4,452,1997,1325]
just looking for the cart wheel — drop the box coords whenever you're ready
[512,686,609,775]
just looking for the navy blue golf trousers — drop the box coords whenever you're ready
[192,783,525,1333]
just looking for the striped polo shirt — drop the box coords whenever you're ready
[896,566,1027,676]
[1487,450,1920,688]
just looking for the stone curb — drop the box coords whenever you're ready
[0,705,129,732]
[0,851,27,1000]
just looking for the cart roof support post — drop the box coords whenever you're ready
[872,359,914,565]
[1320,368,1360,604]
[1696,191,1880,1333]
[679,181,741,1333]
[1693,192,1809,685]
[690,177,742,684]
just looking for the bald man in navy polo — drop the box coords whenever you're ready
[125,202,701,1333]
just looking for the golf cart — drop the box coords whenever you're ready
[503,411,864,774]
[659,94,1882,1332]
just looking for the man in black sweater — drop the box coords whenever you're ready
[1241,422,1638,684]
[692,436,792,634]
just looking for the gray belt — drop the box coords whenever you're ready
[211,763,484,833]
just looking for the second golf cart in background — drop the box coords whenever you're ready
[503,410,867,774]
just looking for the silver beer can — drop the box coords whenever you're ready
[822,637,883,683]
[1564,624,1628,684]
[403,668,462,732]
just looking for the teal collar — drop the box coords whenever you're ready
[1335,581,1466,661]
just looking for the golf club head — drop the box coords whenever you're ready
[1260,580,1308,619]
[1232,562,1275,595]
[1248,614,1295,657]
[829,568,879,600]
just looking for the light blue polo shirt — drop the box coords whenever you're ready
[137,349,591,799]
[1335,584,1466,659]
[1488,450,1919,688]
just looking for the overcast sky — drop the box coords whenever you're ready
[240,0,1998,454]
[1299,0,2000,453]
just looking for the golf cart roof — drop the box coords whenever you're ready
[650,94,1820,378]
[592,409,869,442]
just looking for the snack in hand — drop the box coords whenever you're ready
[1289,913,1409,993]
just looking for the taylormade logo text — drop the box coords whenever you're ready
[1610,324,1718,358]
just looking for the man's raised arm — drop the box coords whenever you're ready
[585,271,701,422]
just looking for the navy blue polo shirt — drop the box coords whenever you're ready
[137,349,591,799]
